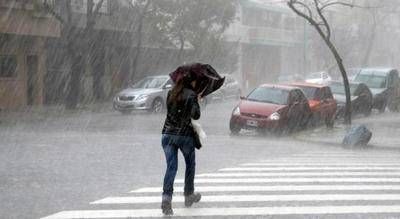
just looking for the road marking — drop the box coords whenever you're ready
[42,151,400,219]
[242,163,400,166]
[175,177,400,183]
[130,185,400,193]
[91,194,400,204]
[259,159,400,162]
[220,167,400,171]
[290,155,400,158]
[41,205,400,218]
[197,171,400,177]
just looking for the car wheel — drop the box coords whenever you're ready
[325,115,334,128]
[388,98,399,112]
[229,121,241,135]
[378,101,387,113]
[363,105,372,117]
[308,113,318,128]
[151,98,164,113]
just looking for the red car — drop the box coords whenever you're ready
[287,82,337,127]
[229,84,312,135]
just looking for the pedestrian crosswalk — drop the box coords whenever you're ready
[42,150,400,219]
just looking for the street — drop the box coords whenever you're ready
[1,100,400,218]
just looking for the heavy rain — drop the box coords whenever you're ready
[1,0,400,218]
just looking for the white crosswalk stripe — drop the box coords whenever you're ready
[131,184,400,193]
[41,150,400,218]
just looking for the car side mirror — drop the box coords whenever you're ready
[240,96,246,100]
[164,84,173,89]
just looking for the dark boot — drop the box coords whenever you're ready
[184,193,201,207]
[161,200,173,215]
[161,196,174,215]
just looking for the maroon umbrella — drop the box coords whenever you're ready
[169,63,225,97]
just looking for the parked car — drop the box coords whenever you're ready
[209,74,241,101]
[113,75,173,114]
[229,84,312,135]
[353,68,400,112]
[346,68,362,81]
[286,82,337,128]
[305,71,332,84]
[329,81,373,117]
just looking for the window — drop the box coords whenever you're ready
[0,55,17,78]
[247,87,289,105]
[298,86,317,100]
[322,87,333,99]
[288,90,303,104]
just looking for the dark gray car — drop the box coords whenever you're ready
[329,81,373,118]
[113,75,173,114]
[353,68,400,112]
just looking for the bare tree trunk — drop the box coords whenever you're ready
[288,0,352,124]
[130,0,150,82]
[87,0,106,101]
[62,2,82,110]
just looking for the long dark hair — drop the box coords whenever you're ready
[168,74,195,105]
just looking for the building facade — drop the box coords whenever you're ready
[0,0,60,110]
[223,0,305,92]
[0,0,183,109]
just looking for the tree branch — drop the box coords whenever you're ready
[320,1,355,11]
[291,0,313,19]
[287,0,317,27]
[314,0,331,39]
[93,0,106,15]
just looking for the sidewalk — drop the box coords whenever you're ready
[0,102,113,126]
[295,112,400,149]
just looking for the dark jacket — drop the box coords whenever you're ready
[162,88,201,136]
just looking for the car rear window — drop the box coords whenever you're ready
[330,82,358,95]
[247,87,289,105]
[296,86,318,100]
[355,72,387,89]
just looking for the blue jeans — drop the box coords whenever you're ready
[161,134,196,200]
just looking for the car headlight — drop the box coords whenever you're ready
[232,106,240,116]
[269,112,280,120]
[136,94,149,101]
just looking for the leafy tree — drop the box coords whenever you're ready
[158,0,237,68]
[43,0,105,108]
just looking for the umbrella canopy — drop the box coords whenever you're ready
[169,63,225,97]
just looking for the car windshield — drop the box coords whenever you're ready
[131,77,167,89]
[306,72,322,79]
[247,87,289,105]
[296,86,318,100]
[330,82,358,95]
[355,72,387,89]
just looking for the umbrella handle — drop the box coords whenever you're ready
[199,86,208,97]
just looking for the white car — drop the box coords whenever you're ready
[305,71,332,84]
[113,75,173,114]
[209,74,241,101]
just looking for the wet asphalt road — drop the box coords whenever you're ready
[1,100,400,219]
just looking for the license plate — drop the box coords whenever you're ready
[246,120,258,127]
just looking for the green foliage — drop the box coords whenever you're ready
[140,0,238,69]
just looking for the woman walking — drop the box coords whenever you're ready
[161,73,202,215]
